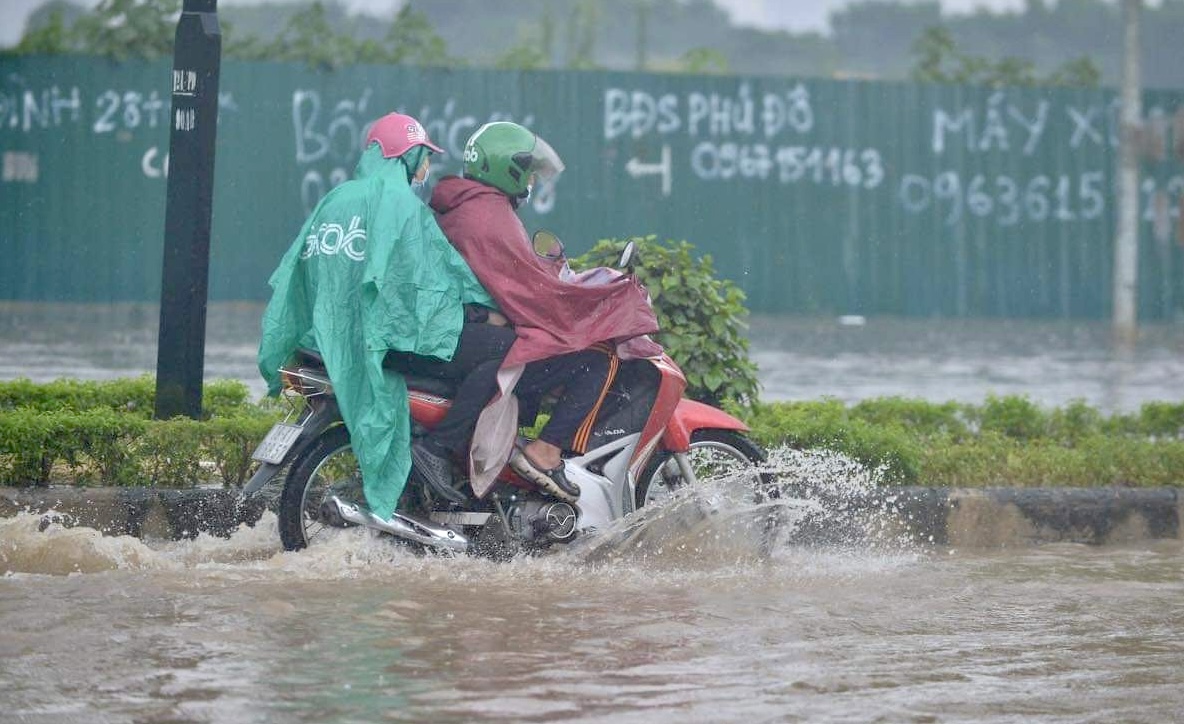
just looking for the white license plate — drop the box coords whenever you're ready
[251,423,304,465]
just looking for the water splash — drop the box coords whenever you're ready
[761,445,919,552]
[566,445,919,570]
[1,446,919,580]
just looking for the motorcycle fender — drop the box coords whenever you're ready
[241,461,283,497]
[660,399,750,452]
[240,400,341,497]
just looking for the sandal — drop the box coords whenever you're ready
[509,446,580,503]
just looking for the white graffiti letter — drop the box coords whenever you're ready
[933,107,974,155]
[604,88,630,141]
[293,89,327,164]
[1068,106,1103,148]
[980,92,1010,152]
[1009,99,1049,155]
[687,93,709,136]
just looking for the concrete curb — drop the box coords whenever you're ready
[1,486,1180,548]
[0,487,271,541]
[879,487,1181,547]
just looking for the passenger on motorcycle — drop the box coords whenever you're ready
[258,112,503,522]
[429,121,660,503]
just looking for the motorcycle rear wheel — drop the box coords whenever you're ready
[278,425,361,552]
[635,429,771,509]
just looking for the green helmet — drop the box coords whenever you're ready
[462,121,565,199]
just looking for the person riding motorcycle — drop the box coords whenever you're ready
[257,112,502,522]
[428,121,661,502]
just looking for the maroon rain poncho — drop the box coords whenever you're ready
[430,175,663,494]
[430,176,660,366]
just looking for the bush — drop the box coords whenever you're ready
[1047,399,1104,444]
[1135,402,1184,440]
[0,378,282,488]
[975,394,1047,440]
[851,397,971,439]
[0,376,253,419]
[744,396,1184,490]
[574,236,760,406]
[137,417,210,487]
[203,411,283,487]
[0,376,157,415]
[0,407,147,486]
[1,379,1181,491]
[745,399,922,484]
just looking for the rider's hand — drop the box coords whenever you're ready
[487,310,510,327]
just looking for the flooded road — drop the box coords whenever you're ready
[3,506,1183,723]
[4,303,1184,721]
[2,302,1183,413]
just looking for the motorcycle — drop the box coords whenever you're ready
[242,236,772,558]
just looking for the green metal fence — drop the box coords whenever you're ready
[2,56,1181,319]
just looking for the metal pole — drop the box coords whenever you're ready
[154,0,221,420]
[1113,0,1142,348]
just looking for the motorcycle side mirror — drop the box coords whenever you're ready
[532,229,565,261]
[617,240,638,271]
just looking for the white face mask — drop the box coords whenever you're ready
[412,162,430,188]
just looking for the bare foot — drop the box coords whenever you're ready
[523,440,562,470]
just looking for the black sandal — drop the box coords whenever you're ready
[509,447,580,503]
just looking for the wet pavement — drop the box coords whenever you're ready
[2,302,1182,412]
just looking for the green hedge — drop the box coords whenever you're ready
[0,378,281,488]
[1,378,1182,489]
[0,375,252,417]
[745,395,1184,488]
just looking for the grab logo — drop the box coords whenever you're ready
[302,215,367,261]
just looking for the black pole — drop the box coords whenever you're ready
[154,0,221,420]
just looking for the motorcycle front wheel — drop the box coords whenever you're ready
[278,425,362,551]
[635,429,772,509]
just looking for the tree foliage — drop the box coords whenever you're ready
[911,25,1100,88]
[7,0,1180,86]
[9,0,456,68]
[677,47,729,75]
[12,3,77,55]
[218,2,457,69]
[74,0,178,60]
[9,0,178,59]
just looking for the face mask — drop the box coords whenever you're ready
[412,163,430,188]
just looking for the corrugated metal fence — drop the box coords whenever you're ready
[1,56,1182,318]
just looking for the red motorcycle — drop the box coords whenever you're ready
[243,239,770,557]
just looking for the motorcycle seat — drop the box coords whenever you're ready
[404,376,459,399]
[293,347,459,399]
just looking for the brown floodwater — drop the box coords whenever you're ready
[3,484,1183,723]
[3,305,1184,721]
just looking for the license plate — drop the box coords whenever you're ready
[251,423,304,465]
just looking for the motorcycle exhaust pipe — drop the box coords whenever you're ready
[327,496,469,553]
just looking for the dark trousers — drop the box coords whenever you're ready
[388,322,515,453]
[391,326,614,455]
[516,347,615,453]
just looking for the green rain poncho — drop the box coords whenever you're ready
[258,144,492,520]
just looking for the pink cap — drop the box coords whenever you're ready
[365,112,444,157]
